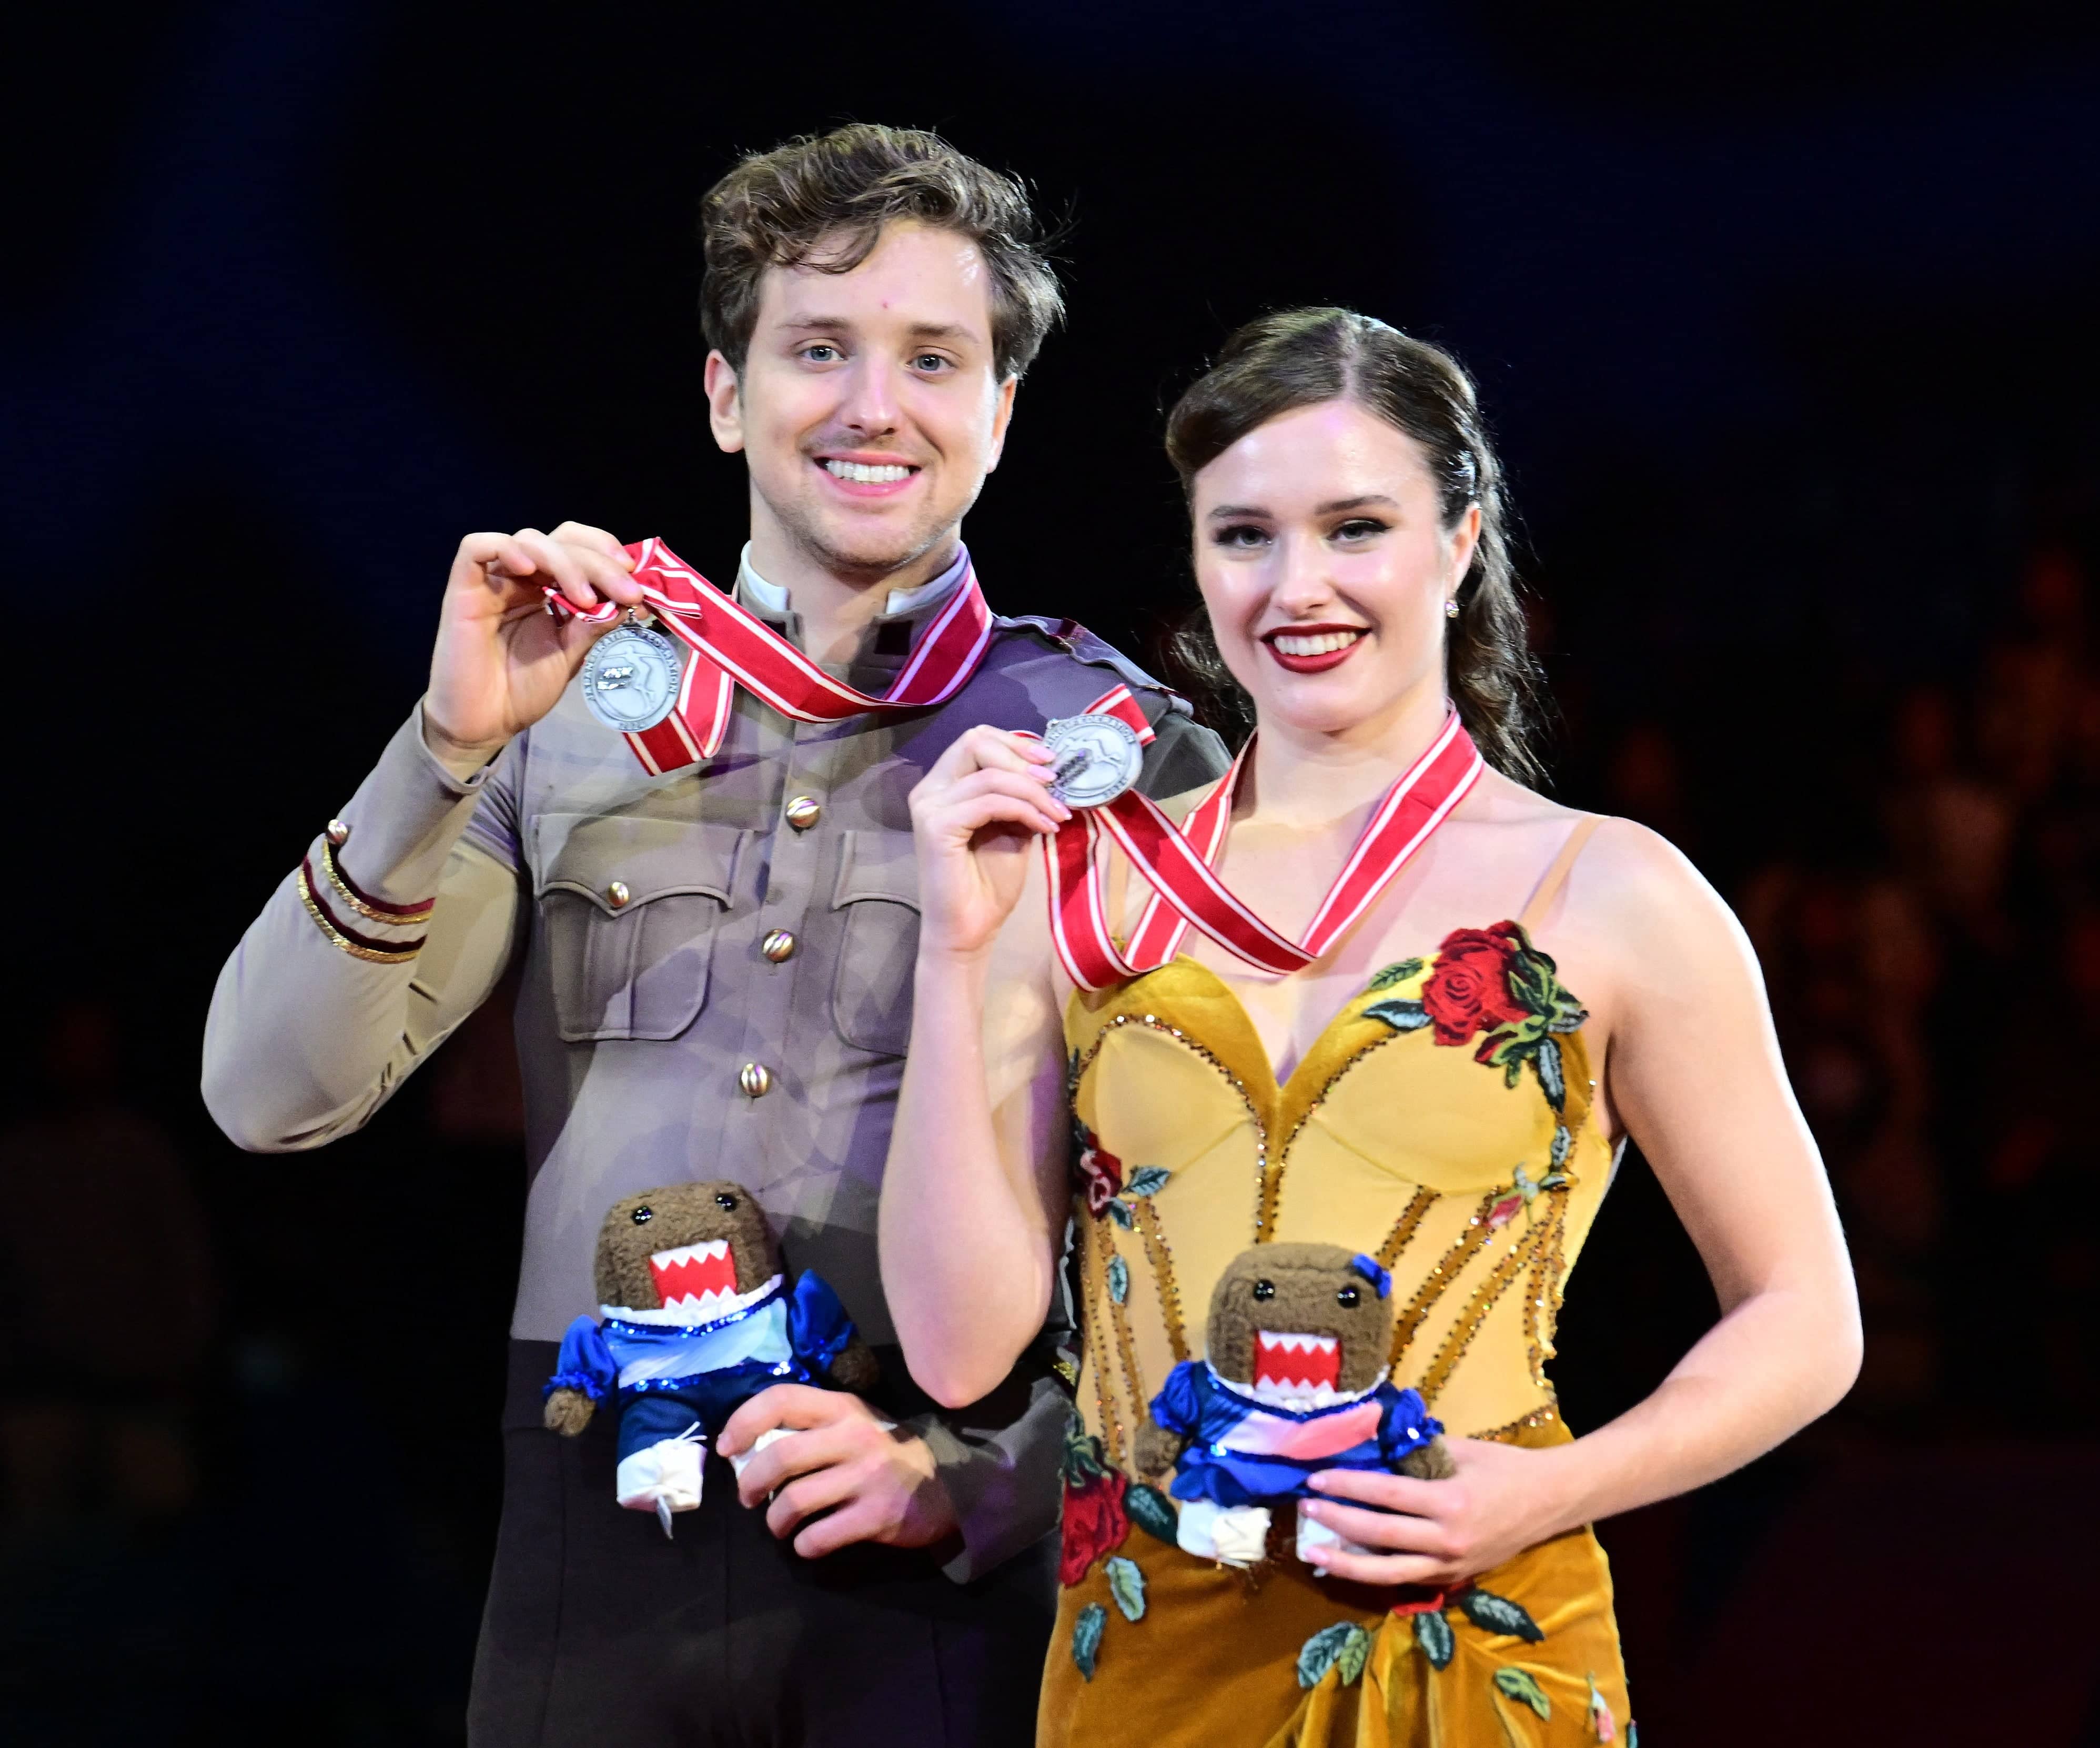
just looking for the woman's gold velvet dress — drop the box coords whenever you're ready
[1040,909,1634,1746]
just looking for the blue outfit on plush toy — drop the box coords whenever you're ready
[1148,1364,1442,1507]
[544,1272,858,1529]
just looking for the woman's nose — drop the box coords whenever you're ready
[1269,534,1338,611]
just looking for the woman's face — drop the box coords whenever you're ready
[1191,397,1479,744]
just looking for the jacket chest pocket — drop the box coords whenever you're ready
[830,830,920,1057]
[533,814,752,1043]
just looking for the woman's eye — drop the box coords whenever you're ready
[1213,524,1269,549]
[1331,518,1387,543]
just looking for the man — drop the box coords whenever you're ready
[203,124,1225,1745]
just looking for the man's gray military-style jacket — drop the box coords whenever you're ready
[203,563,1228,1580]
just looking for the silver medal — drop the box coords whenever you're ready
[581,621,683,734]
[1042,712,1145,809]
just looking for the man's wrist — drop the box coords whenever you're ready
[419,699,509,781]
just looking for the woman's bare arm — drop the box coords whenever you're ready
[880,728,1076,1408]
[1303,818,1861,1585]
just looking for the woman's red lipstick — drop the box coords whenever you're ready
[1261,624,1367,674]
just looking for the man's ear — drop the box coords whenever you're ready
[982,374,1020,473]
[704,350,745,454]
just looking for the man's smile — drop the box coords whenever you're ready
[814,451,923,497]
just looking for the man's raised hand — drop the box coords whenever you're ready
[422,521,647,766]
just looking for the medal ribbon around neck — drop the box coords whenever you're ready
[544,537,996,774]
[1043,704,1485,990]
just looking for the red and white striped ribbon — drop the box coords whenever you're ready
[1044,706,1485,990]
[548,538,996,775]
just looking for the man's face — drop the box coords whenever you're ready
[707,221,1018,581]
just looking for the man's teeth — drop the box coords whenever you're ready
[1271,630,1362,657]
[823,460,913,484]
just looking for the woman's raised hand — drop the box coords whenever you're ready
[423,521,648,762]
[908,726,1072,962]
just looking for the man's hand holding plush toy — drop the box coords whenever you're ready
[720,1388,961,1559]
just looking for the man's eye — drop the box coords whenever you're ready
[912,353,950,373]
[802,344,841,363]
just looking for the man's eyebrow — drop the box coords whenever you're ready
[773,316,980,342]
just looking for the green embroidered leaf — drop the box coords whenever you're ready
[1457,1586,1546,1643]
[1506,952,1552,1013]
[1059,1413,1112,1484]
[1125,1166,1172,1198]
[1367,957,1425,991]
[1072,1602,1106,1680]
[1296,1623,1356,1689]
[1106,1555,1147,1622]
[1413,1609,1455,1669]
[1106,1198,1136,1229]
[1547,1007,1588,1033]
[1539,1173,1569,1192]
[1533,1037,1566,1111]
[1107,1255,1129,1304]
[1364,998,1432,1032]
[1550,1124,1571,1169]
[1335,1623,1372,1685]
[1125,1483,1178,1544]
[1626,1723,1638,1748]
[1503,1057,1525,1089]
[1493,1665,1551,1720]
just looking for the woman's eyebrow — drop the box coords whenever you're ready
[1206,503,1269,520]
[1315,494,1399,514]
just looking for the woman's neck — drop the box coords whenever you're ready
[1241,685,1455,833]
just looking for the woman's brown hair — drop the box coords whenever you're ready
[1163,307,1544,783]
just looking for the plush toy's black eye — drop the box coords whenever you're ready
[714,1192,739,1211]
[1251,1279,1275,1302]
[631,1205,653,1224]
[1336,1284,1361,1308]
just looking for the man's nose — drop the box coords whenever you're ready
[836,357,902,436]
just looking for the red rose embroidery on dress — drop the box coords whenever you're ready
[1060,1465,1130,1585]
[1419,924,1526,1046]
[1077,1134,1125,1218]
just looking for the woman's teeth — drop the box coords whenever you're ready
[823,460,913,484]
[1271,630,1362,657]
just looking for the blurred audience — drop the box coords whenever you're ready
[1686,543,2100,1435]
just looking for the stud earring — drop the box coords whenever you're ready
[1444,599,1459,619]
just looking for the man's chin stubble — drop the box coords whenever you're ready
[777,504,956,585]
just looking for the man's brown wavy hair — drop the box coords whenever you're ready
[699,123,1063,382]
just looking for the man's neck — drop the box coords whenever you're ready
[743,524,963,665]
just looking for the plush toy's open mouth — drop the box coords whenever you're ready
[648,1239,741,1317]
[1254,1330,1342,1397]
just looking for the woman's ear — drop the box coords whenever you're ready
[1447,501,1483,587]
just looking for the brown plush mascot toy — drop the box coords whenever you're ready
[1133,1242,1452,1567]
[543,1181,877,1534]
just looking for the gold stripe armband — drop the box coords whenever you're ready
[296,861,426,963]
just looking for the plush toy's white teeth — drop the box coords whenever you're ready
[1257,1331,1338,1355]
[650,1238,730,1271]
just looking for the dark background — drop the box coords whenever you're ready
[6,1,2100,1741]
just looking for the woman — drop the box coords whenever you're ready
[880,308,1859,1745]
